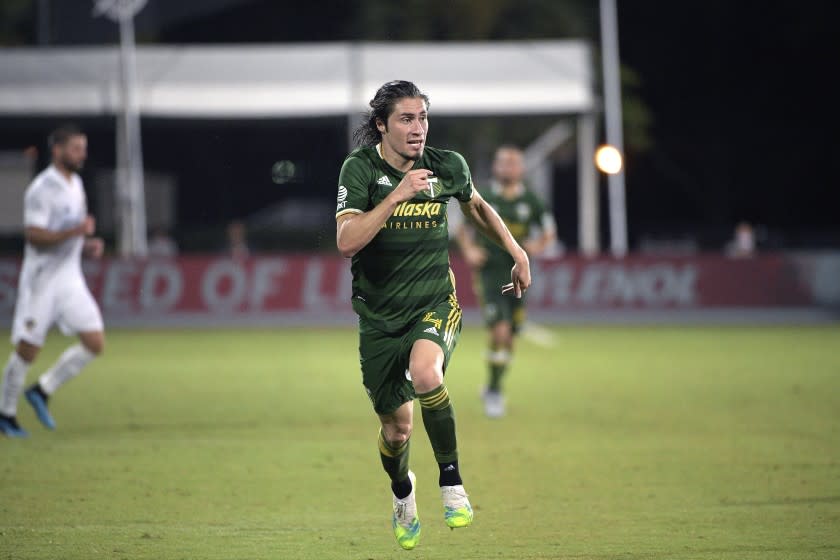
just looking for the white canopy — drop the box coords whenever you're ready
[0,41,593,118]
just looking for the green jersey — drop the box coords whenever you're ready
[336,144,474,334]
[478,184,550,273]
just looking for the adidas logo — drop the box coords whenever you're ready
[423,326,439,336]
[377,175,393,187]
[443,464,455,472]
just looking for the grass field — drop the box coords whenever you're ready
[1,325,839,559]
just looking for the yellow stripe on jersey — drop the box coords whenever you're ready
[336,208,363,220]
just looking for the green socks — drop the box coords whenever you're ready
[378,428,410,484]
[417,384,458,464]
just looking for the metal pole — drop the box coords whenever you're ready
[600,0,628,257]
[94,0,148,257]
[577,113,599,256]
[118,13,147,257]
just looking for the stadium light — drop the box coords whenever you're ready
[595,144,623,175]
[93,0,148,257]
[599,0,628,257]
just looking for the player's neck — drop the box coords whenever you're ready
[376,143,414,173]
[52,162,74,182]
[499,181,522,200]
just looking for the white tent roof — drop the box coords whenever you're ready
[0,41,593,118]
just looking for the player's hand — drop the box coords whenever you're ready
[501,253,531,299]
[82,215,96,236]
[463,245,488,269]
[392,169,434,203]
[84,237,104,259]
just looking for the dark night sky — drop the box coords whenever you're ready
[618,2,839,247]
[2,0,838,251]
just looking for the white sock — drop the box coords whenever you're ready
[38,344,96,396]
[1,352,31,417]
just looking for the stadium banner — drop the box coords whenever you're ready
[0,253,838,326]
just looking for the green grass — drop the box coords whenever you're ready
[1,325,839,559]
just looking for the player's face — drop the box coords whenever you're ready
[492,148,524,185]
[378,97,428,164]
[55,134,88,173]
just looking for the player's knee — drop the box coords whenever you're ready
[15,341,39,363]
[383,423,412,447]
[81,335,105,356]
[411,366,444,394]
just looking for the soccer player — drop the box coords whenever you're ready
[0,124,105,438]
[335,80,531,550]
[454,145,557,418]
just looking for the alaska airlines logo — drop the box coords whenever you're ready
[383,201,445,230]
[392,201,443,218]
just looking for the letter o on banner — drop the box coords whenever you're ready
[202,260,247,312]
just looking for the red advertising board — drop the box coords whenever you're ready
[0,253,836,325]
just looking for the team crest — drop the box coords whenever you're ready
[516,202,530,221]
[426,176,443,199]
[24,318,36,331]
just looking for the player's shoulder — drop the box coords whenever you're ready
[26,167,62,196]
[422,146,470,180]
[342,146,378,166]
[424,145,467,167]
[522,187,546,206]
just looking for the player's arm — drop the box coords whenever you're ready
[336,169,433,258]
[25,216,95,248]
[523,215,558,257]
[459,189,530,296]
[83,237,105,259]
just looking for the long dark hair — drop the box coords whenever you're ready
[352,80,430,147]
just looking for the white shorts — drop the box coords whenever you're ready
[11,274,104,347]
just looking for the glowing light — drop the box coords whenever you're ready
[595,145,623,174]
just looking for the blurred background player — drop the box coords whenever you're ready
[225,219,250,259]
[336,81,530,549]
[0,124,106,438]
[454,144,557,418]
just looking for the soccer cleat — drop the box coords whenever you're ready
[0,414,29,438]
[25,385,56,430]
[441,484,473,528]
[481,388,506,418]
[392,470,420,550]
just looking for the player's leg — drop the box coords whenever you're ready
[359,320,420,549]
[482,318,512,418]
[379,402,420,550]
[408,298,473,528]
[0,340,41,438]
[25,284,104,429]
[1,288,52,437]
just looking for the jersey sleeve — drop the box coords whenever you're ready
[23,184,51,228]
[336,155,373,219]
[530,195,557,234]
[449,152,475,203]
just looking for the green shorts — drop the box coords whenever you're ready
[476,269,527,333]
[358,295,462,415]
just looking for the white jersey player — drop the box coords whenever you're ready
[0,124,106,438]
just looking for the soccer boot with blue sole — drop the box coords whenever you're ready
[25,385,56,430]
[0,415,29,438]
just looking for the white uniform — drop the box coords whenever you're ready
[11,165,103,346]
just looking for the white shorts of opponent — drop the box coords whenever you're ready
[11,275,104,347]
